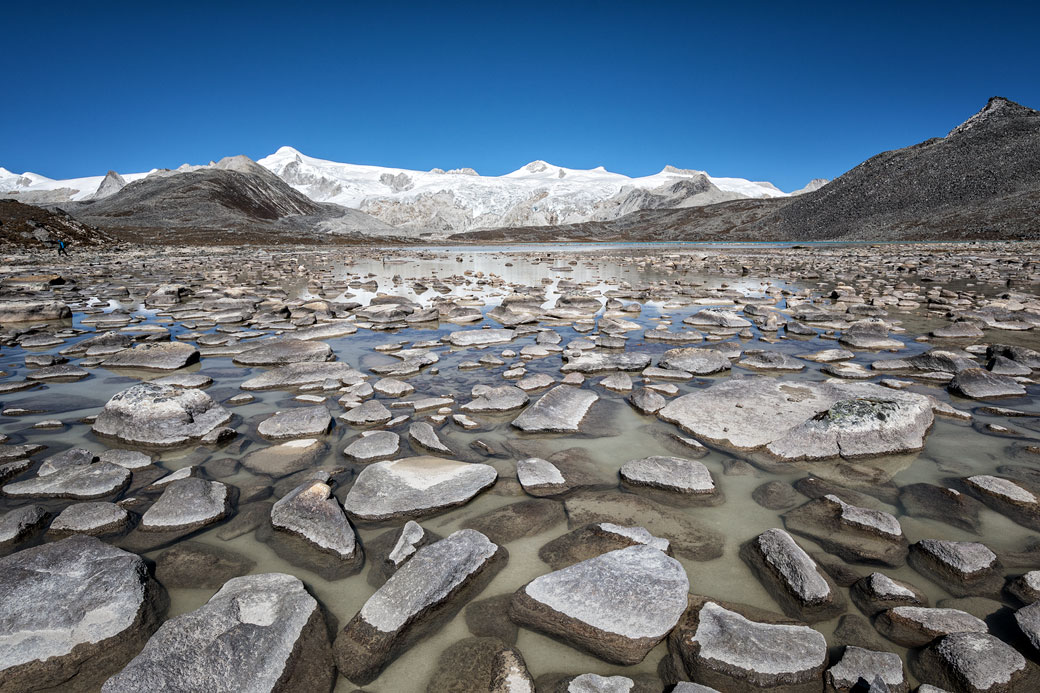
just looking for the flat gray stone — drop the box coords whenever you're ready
[408,421,453,454]
[0,505,49,547]
[3,462,130,500]
[908,539,1004,598]
[516,457,567,496]
[684,308,751,328]
[49,502,130,537]
[102,342,200,371]
[342,399,392,425]
[258,405,332,440]
[914,632,1039,693]
[242,438,326,477]
[103,573,334,693]
[619,456,717,496]
[140,478,230,532]
[92,383,232,448]
[343,431,400,463]
[0,536,167,691]
[560,352,652,373]
[462,385,530,413]
[678,600,828,691]
[658,378,933,460]
[949,367,1027,399]
[875,606,987,647]
[741,528,845,622]
[510,545,688,665]
[826,646,907,693]
[240,362,365,390]
[512,386,598,433]
[657,347,732,375]
[271,479,360,562]
[447,329,515,347]
[334,529,505,684]
[232,338,332,366]
[344,457,497,522]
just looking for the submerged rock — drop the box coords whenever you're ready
[783,495,907,567]
[271,478,362,568]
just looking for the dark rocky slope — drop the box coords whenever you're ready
[0,198,114,248]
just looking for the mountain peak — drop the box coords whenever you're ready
[274,145,303,157]
[947,96,1039,137]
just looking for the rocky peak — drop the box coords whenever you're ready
[947,96,1039,137]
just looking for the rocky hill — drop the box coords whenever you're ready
[0,198,114,248]
[455,96,1040,242]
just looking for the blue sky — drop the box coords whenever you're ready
[3,1,1038,191]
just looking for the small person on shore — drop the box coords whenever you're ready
[57,239,69,256]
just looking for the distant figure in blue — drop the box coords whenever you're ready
[57,239,68,256]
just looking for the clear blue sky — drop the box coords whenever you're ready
[3,1,1038,191]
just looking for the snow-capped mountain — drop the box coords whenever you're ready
[1,149,821,233]
[257,147,798,232]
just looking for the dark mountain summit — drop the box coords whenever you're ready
[453,96,1040,242]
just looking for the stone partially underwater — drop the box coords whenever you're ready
[0,242,1036,691]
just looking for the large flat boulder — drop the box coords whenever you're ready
[0,536,167,691]
[510,545,688,664]
[657,347,732,375]
[232,338,333,366]
[0,300,71,323]
[102,573,333,693]
[658,378,933,460]
[92,383,232,448]
[101,342,200,371]
[271,479,361,565]
[240,362,365,390]
[333,529,506,684]
[343,457,497,522]
[447,329,515,347]
[3,462,130,500]
[560,352,652,373]
[511,386,599,433]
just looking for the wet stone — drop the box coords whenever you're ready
[850,572,928,616]
[0,504,49,549]
[241,438,327,477]
[271,478,362,570]
[3,461,131,500]
[140,478,230,532]
[826,646,908,693]
[740,528,846,622]
[874,606,986,647]
[782,495,908,567]
[257,404,332,440]
[103,572,334,693]
[333,529,506,684]
[408,421,453,454]
[102,341,200,371]
[344,457,497,522]
[343,430,399,462]
[48,501,130,537]
[92,382,232,448]
[948,367,1027,399]
[512,385,599,433]
[154,541,255,589]
[538,522,670,570]
[510,545,689,665]
[619,456,720,503]
[231,338,333,366]
[462,498,566,543]
[657,347,732,375]
[912,632,1040,693]
[908,539,1004,598]
[0,536,168,692]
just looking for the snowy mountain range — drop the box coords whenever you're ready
[0,148,823,234]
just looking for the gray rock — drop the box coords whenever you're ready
[462,499,566,543]
[342,399,392,425]
[37,447,97,475]
[92,383,232,448]
[898,483,982,532]
[102,342,200,371]
[949,367,1027,399]
[674,600,828,692]
[241,438,326,477]
[240,362,364,390]
[462,385,530,412]
[447,328,515,347]
[24,364,89,381]
[599,372,633,392]
[152,372,213,388]
[839,319,904,350]
[850,572,928,616]
[333,529,506,684]
[963,474,1040,531]
[740,528,846,622]
[3,461,130,499]
[619,456,719,501]
[752,481,801,510]
[271,478,361,563]
[511,385,599,433]
[0,536,167,691]
[98,449,154,469]
[628,387,666,415]
[826,646,907,693]
[783,495,908,567]
[1015,600,1040,654]
[560,352,652,373]
[659,378,933,460]
[140,478,230,532]
[657,347,732,375]
[232,338,332,366]
[343,431,399,462]
[516,457,568,496]
[0,505,49,548]
[103,573,334,693]
[738,351,806,371]
[409,421,453,454]
[258,405,332,440]
[510,545,688,664]
[913,632,1039,693]
[684,308,751,328]
[1007,571,1040,604]
[425,637,532,693]
[49,502,129,537]
[874,606,986,647]
[908,539,1004,598]
[344,457,497,522]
